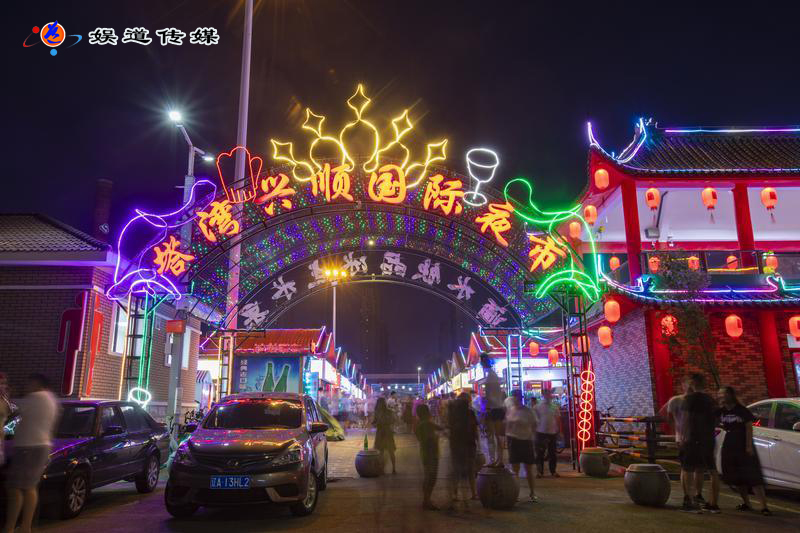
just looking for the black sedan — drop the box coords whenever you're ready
[3,400,169,519]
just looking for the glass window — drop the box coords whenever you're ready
[305,399,318,423]
[203,399,302,430]
[55,406,96,438]
[99,406,125,433]
[110,306,128,354]
[774,402,800,431]
[749,402,772,428]
[120,405,148,432]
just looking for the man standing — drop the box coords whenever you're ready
[506,390,539,502]
[3,374,59,533]
[533,389,561,478]
[480,353,506,467]
[679,373,720,513]
[660,375,693,508]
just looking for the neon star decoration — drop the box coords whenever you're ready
[270,84,448,188]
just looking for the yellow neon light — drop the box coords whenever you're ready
[303,108,353,172]
[341,84,380,173]
[271,139,315,182]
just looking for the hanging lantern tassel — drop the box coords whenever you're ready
[761,187,777,223]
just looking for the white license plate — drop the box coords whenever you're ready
[210,475,251,489]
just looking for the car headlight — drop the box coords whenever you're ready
[271,443,303,467]
[173,444,196,466]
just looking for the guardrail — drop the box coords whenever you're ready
[596,415,677,465]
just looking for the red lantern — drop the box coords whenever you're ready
[648,255,661,273]
[725,314,744,338]
[661,314,677,336]
[569,221,582,239]
[789,315,800,341]
[594,168,609,190]
[726,254,739,270]
[548,348,559,365]
[645,188,661,211]
[604,299,621,324]
[765,254,778,271]
[573,335,590,353]
[702,187,717,210]
[583,205,598,225]
[760,187,777,211]
[687,255,700,271]
[528,341,539,356]
[609,256,621,271]
[598,326,613,348]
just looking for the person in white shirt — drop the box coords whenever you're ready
[4,373,60,533]
[480,353,506,466]
[533,389,561,477]
[505,390,539,502]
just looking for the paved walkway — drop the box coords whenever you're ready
[37,429,800,532]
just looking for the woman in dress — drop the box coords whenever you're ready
[717,386,771,515]
[373,397,397,474]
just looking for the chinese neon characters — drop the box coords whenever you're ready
[196,200,240,242]
[475,202,515,247]
[152,236,194,276]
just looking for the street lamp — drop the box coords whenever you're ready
[324,268,349,346]
[417,366,422,385]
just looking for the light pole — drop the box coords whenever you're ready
[323,268,348,345]
[417,366,421,386]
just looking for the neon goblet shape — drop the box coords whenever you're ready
[464,148,499,207]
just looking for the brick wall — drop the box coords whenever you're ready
[776,311,800,396]
[589,308,656,416]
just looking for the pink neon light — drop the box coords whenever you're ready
[664,127,800,134]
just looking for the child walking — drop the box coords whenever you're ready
[415,404,441,510]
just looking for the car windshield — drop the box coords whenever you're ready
[56,406,97,438]
[203,399,302,430]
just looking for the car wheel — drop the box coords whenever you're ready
[60,469,89,519]
[289,471,318,517]
[317,458,328,491]
[135,453,160,493]
[164,481,198,519]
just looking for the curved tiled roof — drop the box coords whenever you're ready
[0,214,109,253]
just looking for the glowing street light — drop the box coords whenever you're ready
[168,110,182,123]
[324,266,349,348]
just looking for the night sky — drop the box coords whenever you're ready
[8,1,800,373]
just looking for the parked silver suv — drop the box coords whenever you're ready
[165,392,328,517]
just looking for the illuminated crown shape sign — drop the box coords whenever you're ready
[270,84,448,188]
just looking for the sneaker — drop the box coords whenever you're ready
[680,497,701,513]
[702,503,721,514]
[529,494,539,503]
[735,503,752,512]
[695,494,706,504]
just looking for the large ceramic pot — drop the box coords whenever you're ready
[624,464,671,506]
[355,449,383,478]
[579,447,611,477]
[477,466,519,510]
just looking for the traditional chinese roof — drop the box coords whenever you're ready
[0,214,110,261]
[607,283,800,307]
[591,121,800,175]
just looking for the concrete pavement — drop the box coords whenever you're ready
[36,429,800,532]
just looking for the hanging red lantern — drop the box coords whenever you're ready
[760,187,777,211]
[604,299,621,324]
[765,254,779,271]
[648,255,661,273]
[645,188,661,211]
[583,205,598,225]
[569,221,582,239]
[609,256,621,271]
[548,348,559,365]
[726,254,739,270]
[598,326,613,348]
[687,255,700,271]
[789,315,800,341]
[528,341,539,356]
[594,168,609,190]
[661,314,678,336]
[702,187,717,210]
[725,314,744,338]
[573,335,590,353]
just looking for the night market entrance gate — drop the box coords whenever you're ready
[106,85,605,466]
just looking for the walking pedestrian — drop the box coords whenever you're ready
[414,404,441,510]
[373,397,397,474]
[717,386,771,515]
[480,353,506,467]
[506,390,538,502]
[678,373,720,513]
[447,394,479,508]
[0,374,11,467]
[403,398,414,433]
[659,375,693,505]
[533,389,561,478]
[339,393,351,431]
[3,373,59,533]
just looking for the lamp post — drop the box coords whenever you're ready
[323,268,348,345]
[417,366,421,386]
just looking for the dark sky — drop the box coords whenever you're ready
[8,1,800,373]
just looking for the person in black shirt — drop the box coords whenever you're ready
[717,386,771,516]
[678,373,720,513]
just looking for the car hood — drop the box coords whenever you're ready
[188,427,305,454]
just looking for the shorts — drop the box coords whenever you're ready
[678,442,715,471]
[6,446,50,490]
[488,408,506,422]
[508,437,535,465]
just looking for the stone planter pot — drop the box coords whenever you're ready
[355,449,383,478]
[477,466,519,510]
[579,447,611,477]
[624,464,670,506]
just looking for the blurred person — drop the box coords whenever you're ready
[534,389,561,477]
[373,397,397,474]
[318,387,330,412]
[412,396,424,433]
[447,394,479,508]
[338,393,351,431]
[678,373,719,513]
[659,375,694,507]
[717,386,770,515]
[506,390,538,502]
[3,374,59,533]
[480,353,506,467]
[0,374,11,466]
[414,404,441,510]
[403,398,414,433]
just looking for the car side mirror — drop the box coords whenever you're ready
[310,422,328,434]
[102,425,124,437]
[185,423,198,433]
[793,421,800,432]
